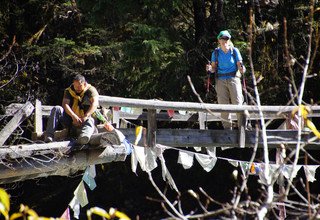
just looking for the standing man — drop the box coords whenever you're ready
[206,30,246,129]
[45,74,99,144]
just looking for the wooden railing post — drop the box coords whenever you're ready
[198,112,206,129]
[238,112,247,148]
[112,106,120,128]
[32,99,43,140]
[147,109,157,148]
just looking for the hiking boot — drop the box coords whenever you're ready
[45,136,53,143]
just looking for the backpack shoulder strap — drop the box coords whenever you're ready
[230,47,237,61]
[214,48,219,67]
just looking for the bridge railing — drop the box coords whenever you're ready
[5,96,320,147]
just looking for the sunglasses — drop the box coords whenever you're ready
[219,37,229,40]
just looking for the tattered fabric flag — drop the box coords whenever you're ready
[69,198,80,219]
[154,144,168,157]
[250,163,262,175]
[132,107,143,115]
[69,181,88,219]
[132,146,146,172]
[75,181,88,207]
[131,146,138,174]
[120,119,128,128]
[121,107,133,114]
[282,165,302,179]
[178,151,194,169]
[239,161,250,176]
[195,153,217,172]
[82,166,97,191]
[228,160,238,167]
[60,207,71,220]
[167,109,175,118]
[87,165,96,178]
[258,164,280,186]
[123,138,133,154]
[145,147,158,172]
[158,153,179,192]
[134,126,143,145]
[206,148,216,158]
[304,165,319,182]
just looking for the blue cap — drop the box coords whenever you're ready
[217,30,231,39]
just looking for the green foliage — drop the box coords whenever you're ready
[105,22,188,99]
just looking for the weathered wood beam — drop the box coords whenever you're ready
[5,102,320,121]
[99,95,320,114]
[118,128,320,149]
[5,103,51,116]
[147,109,157,147]
[0,141,71,159]
[0,102,34,147]
[0,146,127,184]
[0,132,122,160]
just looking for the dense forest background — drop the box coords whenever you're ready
[1,0,320,219]
[1,0,320,107]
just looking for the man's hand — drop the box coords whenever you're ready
[72,115,82,127]
[81,115,89,123]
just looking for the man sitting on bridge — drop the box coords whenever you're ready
[45,74,99,144]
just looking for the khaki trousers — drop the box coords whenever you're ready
[215,76,244,129]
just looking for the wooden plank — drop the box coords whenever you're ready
[118,128,320,149]
[5,103,320,121]
[118,111,290,121]
[0,102,34,147]
[99,95,320,114]
[147,109,157,147]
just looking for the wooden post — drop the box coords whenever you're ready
[198,112,206,129]
[112,106,120,128]
[32,99,43,140]
[238,112,247,148]
[147,109,157,148]
[0,102,34,147]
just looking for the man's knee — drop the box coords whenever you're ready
[51,106,64,116]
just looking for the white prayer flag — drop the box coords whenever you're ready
[145,147,158,172]
[159,154,178,192]
[178,151,194,169]
[282,165,302,179]
[195,153,217,172]
[304,165,319,182]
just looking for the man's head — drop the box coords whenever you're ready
[73,74,87,93]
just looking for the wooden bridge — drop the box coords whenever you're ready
[1,95,320,184]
